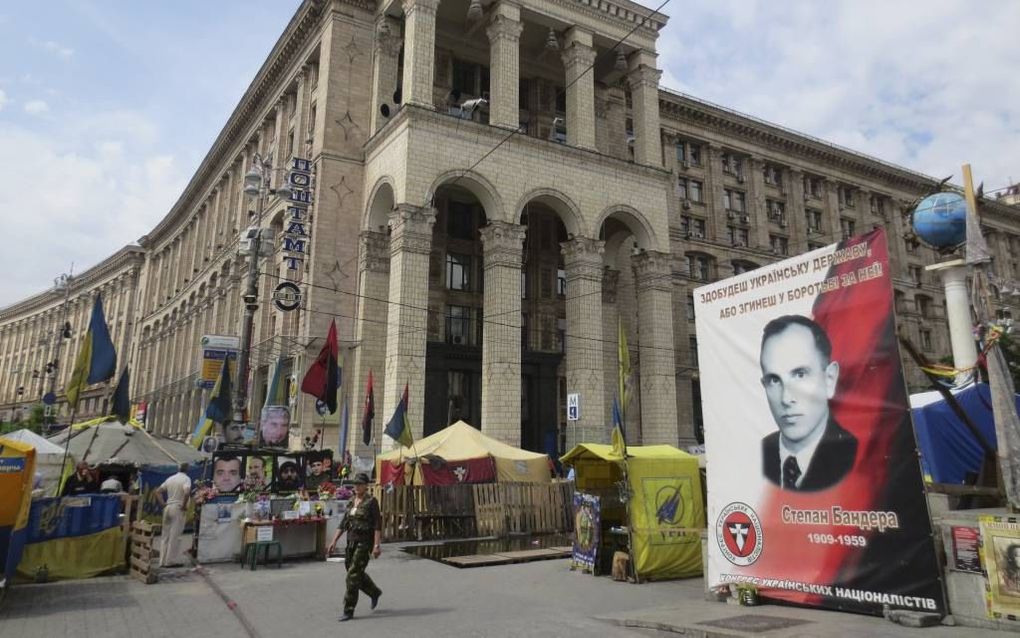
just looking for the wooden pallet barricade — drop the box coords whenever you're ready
[129,521,160,584]
[373,480,573,542]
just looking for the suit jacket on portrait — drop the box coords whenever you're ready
[762,418,858,491]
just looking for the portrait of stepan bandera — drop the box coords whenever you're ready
[758,314,858,491]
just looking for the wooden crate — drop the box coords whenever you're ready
[129,521,160,584]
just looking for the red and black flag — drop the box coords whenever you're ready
[301,319,339,414]
[361,370,375,445]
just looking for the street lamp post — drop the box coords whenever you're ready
[232,155,290,431]
[45,271,74,425]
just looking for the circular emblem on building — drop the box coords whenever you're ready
[715,502,763,566]
[273,282,302,311]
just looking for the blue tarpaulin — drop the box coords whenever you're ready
[910,383,1019,484]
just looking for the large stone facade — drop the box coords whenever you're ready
[2,0,1018,455]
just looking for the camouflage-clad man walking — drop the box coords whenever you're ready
[328,472,382,621]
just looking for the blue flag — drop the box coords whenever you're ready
[339,399,350,458]
[66,295,117,408]
[110,368,131,422]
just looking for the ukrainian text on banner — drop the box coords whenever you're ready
[694,228,944,615]
[979,515,1020,621]
[572,492,600,572]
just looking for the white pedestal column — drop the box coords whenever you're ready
[927,259,977,386]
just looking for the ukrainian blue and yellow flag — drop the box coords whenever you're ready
[66,295,117,409]
[384,383,414,448]
[190,356,232,448]
[0,437,35,585]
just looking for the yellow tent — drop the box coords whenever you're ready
[561,443,704,581]
[376,421,551,484]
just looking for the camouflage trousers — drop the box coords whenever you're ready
[343,540,381,614]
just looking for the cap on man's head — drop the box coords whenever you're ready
[352,473,370,485]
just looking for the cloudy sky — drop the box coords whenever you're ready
[0,0,1017,307]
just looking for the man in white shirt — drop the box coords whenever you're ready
[100,476,124,493]
[759,315,857,491]
[156,463,192,567]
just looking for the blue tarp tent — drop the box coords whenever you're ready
[910,383,1020,484]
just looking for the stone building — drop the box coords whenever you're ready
[0,246,144,423]
[1,0,1018,455]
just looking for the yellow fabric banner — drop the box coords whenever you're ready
[17,525,125,581]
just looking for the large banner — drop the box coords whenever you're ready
[695,228,944,615]
[979,515,1020,621]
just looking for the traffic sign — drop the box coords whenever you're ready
[566,393,580,422]
[42,392,56,406]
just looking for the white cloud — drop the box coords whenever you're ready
[0,89,7,111]
[29,37,74,59]
[0,117,187,306]
[23,99,48,115]
[648,0,1020,190]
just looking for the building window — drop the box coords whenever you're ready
[766,199,786,225]
[806,209,822,232]
[916,295,933,318]
[763,163,783,188]
[723,189,746,213]
[840,185,856,208]
[721,153,743,178]
[920,328,933,352]
[840,218,856,240]
[447,201,476,240]
[674,140,703,167]
[804,175,822,198]
[909,265,923,286]
[521,271,528,298]
[728,226,749,247]
[687,254,712,281]
[446,305,472,345]
[682,217,706,239]
[446,253,471,291]
[556,268,566,297]
[870,195,887,218]
[688,335,699,366]
[808,241,825,251]
[733,260,758,275]
[677,178,704,203]
[686,294,695,321]
[540,267,552,298]
[770,235,789,256]
[452,59,489,98]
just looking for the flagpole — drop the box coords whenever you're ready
[56,405,79,495]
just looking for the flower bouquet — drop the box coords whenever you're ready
[237,475,267,504]
[192,481,220,506]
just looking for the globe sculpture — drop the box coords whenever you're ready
[911,192,967,250]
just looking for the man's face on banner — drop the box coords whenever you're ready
[248,457,267,482]
[760,324,839,444]
[222,422,244,444]
[310,460,323,476]
[261,408,290,445]
[214,458,242,492]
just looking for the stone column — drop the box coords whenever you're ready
[604,86,628,161]
[633,251,679,444]
[383,205,436,445]
[561,28,597,150]
[825,180,841,240]
[479,221,526,445]
[562,236,605,447]
[371,16,402,134]
[486,4,523,130]
[401,0,440,109]
[352,230,390,457]
[601,268,620,428]
[787,168,809,254]
[627,52,663,167]
[748,157,769,249]
[706,143,727,243]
